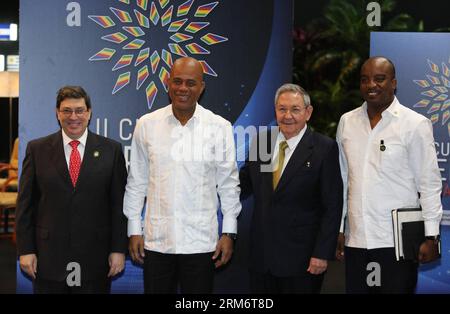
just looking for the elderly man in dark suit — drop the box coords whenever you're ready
[16,86,128,293]
[239,83,343,293]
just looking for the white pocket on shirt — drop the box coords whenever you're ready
[380,141,407,173]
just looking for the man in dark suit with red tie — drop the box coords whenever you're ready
[16,86,128,293]
[239,83,343,293]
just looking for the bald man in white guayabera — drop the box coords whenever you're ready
[124,57,241,294]
[336,57,443,293]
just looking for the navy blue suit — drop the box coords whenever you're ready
[240,127,343,287]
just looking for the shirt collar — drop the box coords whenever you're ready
[277,124,307,151]
[361,96,400,119]
[165,103,202,124]
[62,128,88,147]
[383,96,401,118]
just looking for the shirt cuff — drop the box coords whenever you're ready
[424,219,441,236]
[221,215,237,234]
[127,219,143,237]
[339,217,345,233]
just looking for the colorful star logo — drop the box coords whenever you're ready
[88,0,228,109]
[413,58,450,136]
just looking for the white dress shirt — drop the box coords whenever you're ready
[61,128,87,167]
[336,97,442,249]
[271,125,307,175]
[123,104,242,254]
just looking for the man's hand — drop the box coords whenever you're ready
[212,235,234,268]
[336,232,345,261]
[108,253,125,277]
[19,254,37,279]
[129,235,145,264]
[307,257,328,275]
[418,239,440,264]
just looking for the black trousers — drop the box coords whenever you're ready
[344,246,418,294]
[250,271,324,294]
[33,277,111,294]
[143,250,215,294]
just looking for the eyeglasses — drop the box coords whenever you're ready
[276,106,308,115]
[59,108,89,117]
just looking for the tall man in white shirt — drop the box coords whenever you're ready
[124,57,241,293]
[336,57,442,293]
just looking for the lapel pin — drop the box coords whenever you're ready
[94,151,100,157]
[306,161,311,167]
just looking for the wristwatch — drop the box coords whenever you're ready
[222,233,237,240]
[425,235,440,243]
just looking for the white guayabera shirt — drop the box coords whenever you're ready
[337,97,442,249]
[124,103,241,254]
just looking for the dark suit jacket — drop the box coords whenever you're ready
[16,131,128,282]
[239,127,343,277]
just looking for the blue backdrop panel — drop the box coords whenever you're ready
[371,32,450,293]
[17,0,292,293]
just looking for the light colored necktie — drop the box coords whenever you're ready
[69,140,81,187]
[273,140,288,189]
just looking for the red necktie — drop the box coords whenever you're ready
[69,140,81,187]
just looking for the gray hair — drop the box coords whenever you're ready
[274,83,311,107]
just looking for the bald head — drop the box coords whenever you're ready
[168,57,205,117]
[361,57,396,79]
[170,57,204,81]
[360,56,397,109]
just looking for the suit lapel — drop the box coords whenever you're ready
[274,127,314,192]
[50,131,72,187]
[76,131,101,188]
